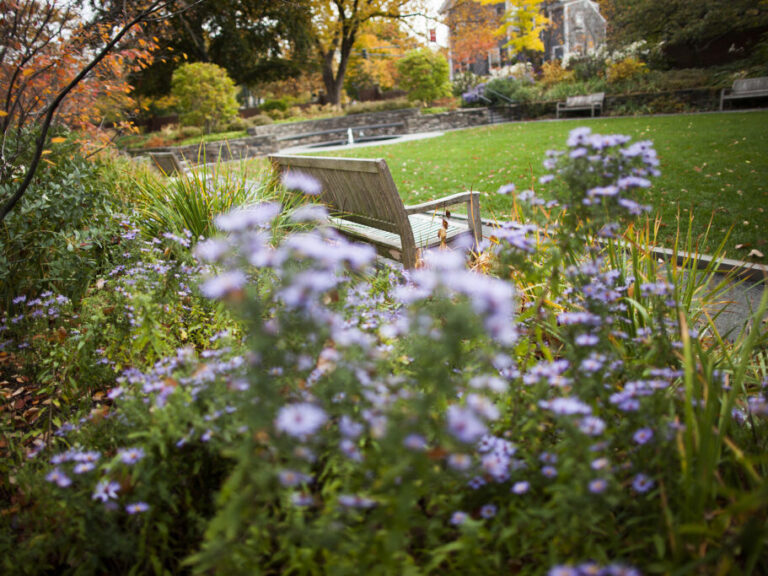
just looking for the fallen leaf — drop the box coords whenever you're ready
[747,249,764,259]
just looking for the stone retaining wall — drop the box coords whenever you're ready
[126,135,277,163]
[247,108,421,140]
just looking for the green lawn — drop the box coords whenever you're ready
[310,111,768,256]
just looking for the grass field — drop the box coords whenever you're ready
[307,111,768,256]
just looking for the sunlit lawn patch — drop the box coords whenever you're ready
[309,111,768,255]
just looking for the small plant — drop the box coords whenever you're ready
[607,57,648,85]
[130,159,278,242]
[540,59,575,87]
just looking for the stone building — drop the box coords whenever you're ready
[440,0,606,75]
[543,0,606,62]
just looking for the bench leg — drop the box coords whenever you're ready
[467,195,483,252]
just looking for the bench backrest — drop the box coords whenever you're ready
[269,154,411,236]
[149,151,187,175]
[732,77,768,93]
[566,92,605,107]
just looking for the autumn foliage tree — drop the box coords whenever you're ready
[343,19,418,99]
[488,0,551,55]
[309,0,421,106]
[445,0,501,71]
[0,0,170,222]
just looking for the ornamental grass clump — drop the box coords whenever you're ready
[2,129,766,575]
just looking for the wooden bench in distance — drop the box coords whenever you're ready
[148,151,190,176]
[720,77,768,110]
[556,92,605,119]
[269,154,482,269]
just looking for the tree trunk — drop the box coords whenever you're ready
[320,27,357,107]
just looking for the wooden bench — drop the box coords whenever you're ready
[556,92,605,119]
[269,154,482,268]
[720,77,768,110]
[148,151,191,176]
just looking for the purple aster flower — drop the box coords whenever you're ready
[278,469,314,487]
[126,502,150,514]
[73,462,96,474]
[497,183,516,195]
[193,239,229,263]
[447,453,473,471]
[275,403,327,438]
[567,127,592,147]
[290,204,329,223]
[92,480,120,502]
[632,428,654,445]
[511,481,529,494]
[617,176,651,189]
[539,174,555,184]
[338,494,376,509]
[468,475,487,490]
[282,171,322,196]
[548,565,579,576]
[605,563,642,576]
[632,473,654,493]
[339,415,364,439]
[450,511,469,525]
[118,447,145,465]
[404,434,428,451]
[290,492,314,506]
[575,333,599,347]
[579,416,606,436]
[591,457,609,471]
[480,504,497,518]
[446,405,487,443]
[200,270,247,299]
[539,396,592,416]
[589,478,608,494]
[542,465,558,479]
[215,202,281,232]
[46,469,72,488]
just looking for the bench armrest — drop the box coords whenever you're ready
[403,191,479,215]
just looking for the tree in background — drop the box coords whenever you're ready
[446,0,501,72]
[309,0,420,107]
[125,0,314,98]
[489,0,551,56]
[596,0,768,65]
[343,20,418,99]
[171,62,239,133]
[396,48,451,106]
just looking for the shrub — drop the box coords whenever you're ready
[396,49,451,106]
[607,57,648,84]
[171,62,239,133]
[567,53,606,82]
[0,131,127,307]
[247,113,274,127]
[452,70,481,97]
[540,59,575,87]
[224,116,250,132]
[176,125,205,140]
[344,98,412,115]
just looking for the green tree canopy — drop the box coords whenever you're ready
[171,62,239,133]
[125,0,313,97]
[599,0,768,62]
[396,49,451,106]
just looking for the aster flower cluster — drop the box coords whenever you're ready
[537,127,659,231]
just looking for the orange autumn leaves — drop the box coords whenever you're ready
[0,1,159,138]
